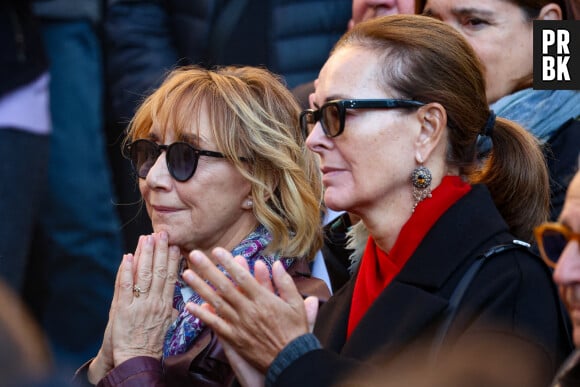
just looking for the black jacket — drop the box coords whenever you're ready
[104,0,351,123]
[274,185,573,387]
[0,0,48,98]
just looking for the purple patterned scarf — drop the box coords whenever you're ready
[163,224,295,358]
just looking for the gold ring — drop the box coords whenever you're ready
[133,285,147,297]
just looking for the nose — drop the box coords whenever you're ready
[553,240,580,286]
[145,150,172,189]
[305,121,333,153]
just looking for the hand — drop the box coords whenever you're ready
[89,233,180,382]
[88,233,152,383]
[182,248,313,372]
[88,253,128,384]
[221,339,265,387]
[111,232,181,365]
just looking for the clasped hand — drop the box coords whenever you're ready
[88,232,181,384]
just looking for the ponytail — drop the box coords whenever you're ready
[469,117,549,241]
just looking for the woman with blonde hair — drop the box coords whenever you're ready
[75,65,324,385]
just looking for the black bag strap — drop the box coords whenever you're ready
[429,239,532,362]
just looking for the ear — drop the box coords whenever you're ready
[414,102,447,163]
[538,3,563,20]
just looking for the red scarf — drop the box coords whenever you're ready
[347,176,471,338]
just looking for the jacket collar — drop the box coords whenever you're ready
[396,184,510,289]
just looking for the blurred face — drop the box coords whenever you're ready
[423,0,534,103]
[351,0,416,25]
[305,46,420,218]
[553,173,580,347]
[139,105,256,256]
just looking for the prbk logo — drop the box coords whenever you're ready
[533,20,579,90]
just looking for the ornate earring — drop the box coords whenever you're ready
[411,165,432,212]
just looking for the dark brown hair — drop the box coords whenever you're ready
[335,15,549,241]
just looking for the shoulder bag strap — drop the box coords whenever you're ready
[429,239,532,362]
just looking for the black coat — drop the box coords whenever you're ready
[274,185,573,387]
[104,0,351,122]
[0,0,47,97]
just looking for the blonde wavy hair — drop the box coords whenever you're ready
[124,65,323,260]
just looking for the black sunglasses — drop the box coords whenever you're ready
[123,139,227,182]
[300,99,426,138]
[534,222,580,268]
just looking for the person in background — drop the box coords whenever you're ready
[0,0,50,301]
[0,278,71,387]
[103,0,351,254]
[181,15,572,387]
[534,158,580,387]
[417,0,580,221]
[75,65,324,386]
[292,0,417,109]
[18,0,124,373]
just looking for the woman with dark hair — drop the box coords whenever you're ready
[418,0,580,221]
[181,15,572,387]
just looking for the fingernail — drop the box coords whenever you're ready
[185,302,198,315]
[189,250,202,264]
[181,269,193,282]
[214,248,228,261]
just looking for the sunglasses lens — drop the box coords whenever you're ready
[130,140,158,179]
[300,111,316,137]
[322,104,341,137]
[167,143,197,182]
[541,229,568,264]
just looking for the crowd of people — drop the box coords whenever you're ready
[0,0,579,386]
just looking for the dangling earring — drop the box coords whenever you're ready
[411,165,432,212]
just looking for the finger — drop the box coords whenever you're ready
[149,231,170,295]
[182,263,237,320]
[271,261,304,308]
[233,255,250,272]
[133,235,145,275]
[210,247,265,300]
[254,260,275,294]
[162,245,181,301]
[303,296,319,333]
[110,254,129,317]
[118,254,135,304]
[189,249,251,305]
[135,234,154,292]
[186,301,233,340]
